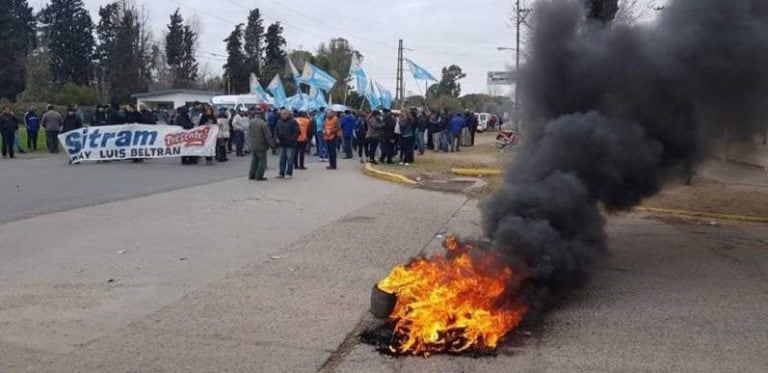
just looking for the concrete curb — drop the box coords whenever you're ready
[451,168,503,177]
[636,206,768,224]
[362,163,419,185]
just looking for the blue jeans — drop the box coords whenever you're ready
[315,132,328,159]
[439,131,450,151]
[279,146,296,176]
[415,130,425,153]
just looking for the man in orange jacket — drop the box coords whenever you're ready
[323,110,341,170]
[294,112,312,170]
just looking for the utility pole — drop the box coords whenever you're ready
[514,0,532,126]
[396,39,405,107]
[515,0,521,125]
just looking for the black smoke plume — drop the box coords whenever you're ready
[483,0,768,311]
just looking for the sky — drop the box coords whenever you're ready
[31,0,663,96]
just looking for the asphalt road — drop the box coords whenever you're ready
[0,154,256,224]
[1,154,766,372]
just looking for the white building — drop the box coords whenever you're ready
[132,89,220,110]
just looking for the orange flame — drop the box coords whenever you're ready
[377,236,528,355]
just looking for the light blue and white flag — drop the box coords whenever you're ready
[309,86,328,109]
[405,58,437,82]
[288,58,303,92]
[349,54,365,78]
[365,79,381,109]
[249,73,270,102]
[376,81,393,109]
[353,68,368,97]
[301,62,337,92]
[267,74,288,108]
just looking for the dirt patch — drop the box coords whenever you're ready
[642,181,768,218]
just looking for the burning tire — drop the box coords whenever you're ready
[370,284,396,319]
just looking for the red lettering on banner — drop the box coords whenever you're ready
[164,127,211,147]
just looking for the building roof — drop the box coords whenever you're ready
[131,89,222,99]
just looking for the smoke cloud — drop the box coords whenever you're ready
[483,0,768,309]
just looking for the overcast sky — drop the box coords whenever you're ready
[31,0,663,96]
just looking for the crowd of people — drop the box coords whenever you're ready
[1,101,484,179]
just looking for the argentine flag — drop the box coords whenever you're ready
[267,75,288,108]
[301,63,337,92]
[250,74,270,103]
[405,58,438,82]
[365,80,381,109]
[288,58,303,92]
[376,82,393,109]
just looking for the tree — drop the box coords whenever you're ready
[165,9,198,88]
[39,0,95,86]
[586,0,619,22]
[19,50,54,102]
[262,22,286,84]
[244,8,265,78]
[224,24,248,94]
[316,38,361,99]
[0,0,35,100]
[96,0,153,104]
[431,65,466,98]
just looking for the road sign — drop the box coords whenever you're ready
[487,71,516,85]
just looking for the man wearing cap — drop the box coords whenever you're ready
[248,106,275,181]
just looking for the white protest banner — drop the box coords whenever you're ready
[58,124,219,164]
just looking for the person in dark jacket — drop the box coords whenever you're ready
[138,105,157,124]
[24,107,40,151]
[108,104,126,125]
[62,107,83,133]
[450,113,467,152]
[466,110,478,146]
[1,107,20,158]
[340,110,356,159]
[174,106,197,165]
[365,111,384,164]
[274,109,300,179]
[398,111,415,165]
[91,105,108,127]
[267,108,279,155]
[124,104,141,124]
[427,111,440,152]
[380,109,396,164]
[415,111,428,155]
[354,112,368,163]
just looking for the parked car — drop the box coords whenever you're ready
[477,112,492,132]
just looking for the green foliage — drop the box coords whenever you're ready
[19,51,54,103]
[96,0,153,104]
[262,22,286,85]
[244,8,265,77]
[430,96,463,113]
[430,65,466,98]
[165,9,198,88]
[224,24,248,94]
[39,0,95,86]
[316,38,360,99]
[0,0,35,100]
[404,95,426,109]
[54,82,98,106]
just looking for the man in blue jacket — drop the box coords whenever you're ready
[313,108,328,161]
[24,107,40,152]
[340,110,357,159]
[449,113,467,152]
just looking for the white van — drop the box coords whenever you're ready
[477,113,492,132]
